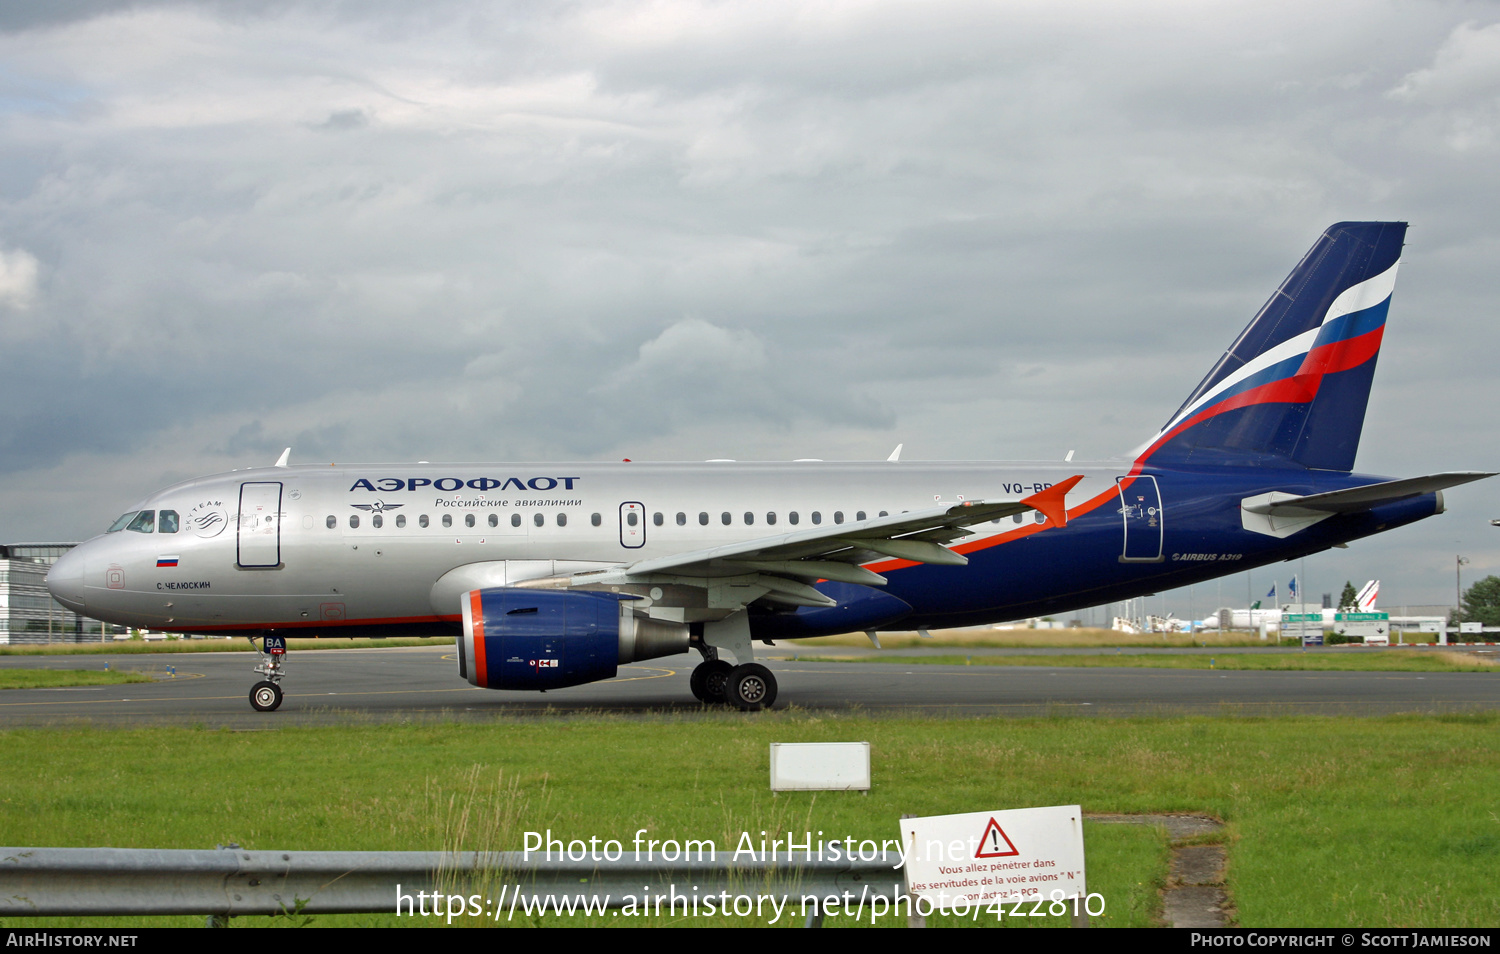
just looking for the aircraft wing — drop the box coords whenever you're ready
[567,477,1083,609]
[1243,472,1494,516]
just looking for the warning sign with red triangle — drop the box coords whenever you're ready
[975,816,1020,858]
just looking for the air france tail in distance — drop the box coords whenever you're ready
[48,222,1494,711]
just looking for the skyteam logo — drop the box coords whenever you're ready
[185,500,230,538]
[350,476,581,492]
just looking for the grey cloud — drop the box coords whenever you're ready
[0,1,1495,609]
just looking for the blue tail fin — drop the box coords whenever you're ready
[1137,221,1406,472]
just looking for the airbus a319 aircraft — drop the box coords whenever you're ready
[46,222,1492,711]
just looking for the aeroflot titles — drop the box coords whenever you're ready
[349,477,582,493]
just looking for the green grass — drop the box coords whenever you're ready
[791,627,1274,649]
[0,637,443,656]
[0,669,156,689]
[1,714,1496,928]
[794,651,1500,673]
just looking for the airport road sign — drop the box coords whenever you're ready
[1333,611,1389,645]
[1284,612,1323,645]
[901,805,1085,909]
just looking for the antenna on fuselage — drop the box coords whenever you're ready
[274,448,291,468]
[887,444,903,462]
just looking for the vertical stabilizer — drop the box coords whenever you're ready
[1138,222,1406,472]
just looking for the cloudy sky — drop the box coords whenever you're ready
[2,0,1497,615]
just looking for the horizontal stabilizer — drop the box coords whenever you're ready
[1244,472,1494,516]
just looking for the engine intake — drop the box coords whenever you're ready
[456,588,689,690]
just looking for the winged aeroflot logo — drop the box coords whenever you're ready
[350,500,404,513]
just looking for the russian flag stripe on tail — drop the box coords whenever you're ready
[1137,222,1406,472]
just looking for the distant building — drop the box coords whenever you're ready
[0,543,126,644]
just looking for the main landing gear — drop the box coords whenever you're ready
[248,635,287,712]
[690,654,777,711]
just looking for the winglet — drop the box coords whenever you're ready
[274,448,291,468]
[1021,474,1084,527]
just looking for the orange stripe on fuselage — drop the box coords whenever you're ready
[862,478,1123,575]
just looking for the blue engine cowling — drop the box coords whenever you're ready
[456,588,688,690]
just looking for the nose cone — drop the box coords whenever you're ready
[47,548,86,612]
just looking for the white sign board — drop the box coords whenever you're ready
[769,742,870,791]
[901,805,1085,908]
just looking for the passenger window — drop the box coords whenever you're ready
[699,512,709,526]
[789,512,799,525]
[653,512,663,527]
[158,511,179,533]
[442,514,452,528]
[108,512,138,533]
[721,512,731,526]
[627,512,638,527]
[396,514,406,528]
[591,513,602,527]
[811,511,822,525]
[743,512,754,525]
[766,512,777,525]
[834,511,844,524]
[373,514,383,529]
[512,513,522,528]
[880,511,888,517]
[420,514,429,528]
[534,513,544,527]
[127,511,155,533]
[489,513,498,528]
[557,513,567,527]
[326,515,337,529]
[465,514,475,528]
[1013,514,1023,524]
[350,515,360,529]
[676,512,686,526]
[1035,512,1046,524]
[856,511,866,521]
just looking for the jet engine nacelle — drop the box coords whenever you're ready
[457,588,689,690]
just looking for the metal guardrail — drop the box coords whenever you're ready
[1,847,906,922]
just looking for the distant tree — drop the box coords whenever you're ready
[1459,576,1500,627]
[1338,581,1359,610]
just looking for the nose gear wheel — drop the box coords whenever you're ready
[250,680,283,712]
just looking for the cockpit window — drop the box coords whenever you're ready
[126,511,156,533]
[108,512,139,533]
[158,510,179,533]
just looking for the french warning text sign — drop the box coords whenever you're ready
[901,805,1085,908]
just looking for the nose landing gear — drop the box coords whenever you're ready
[248,635,287,712]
